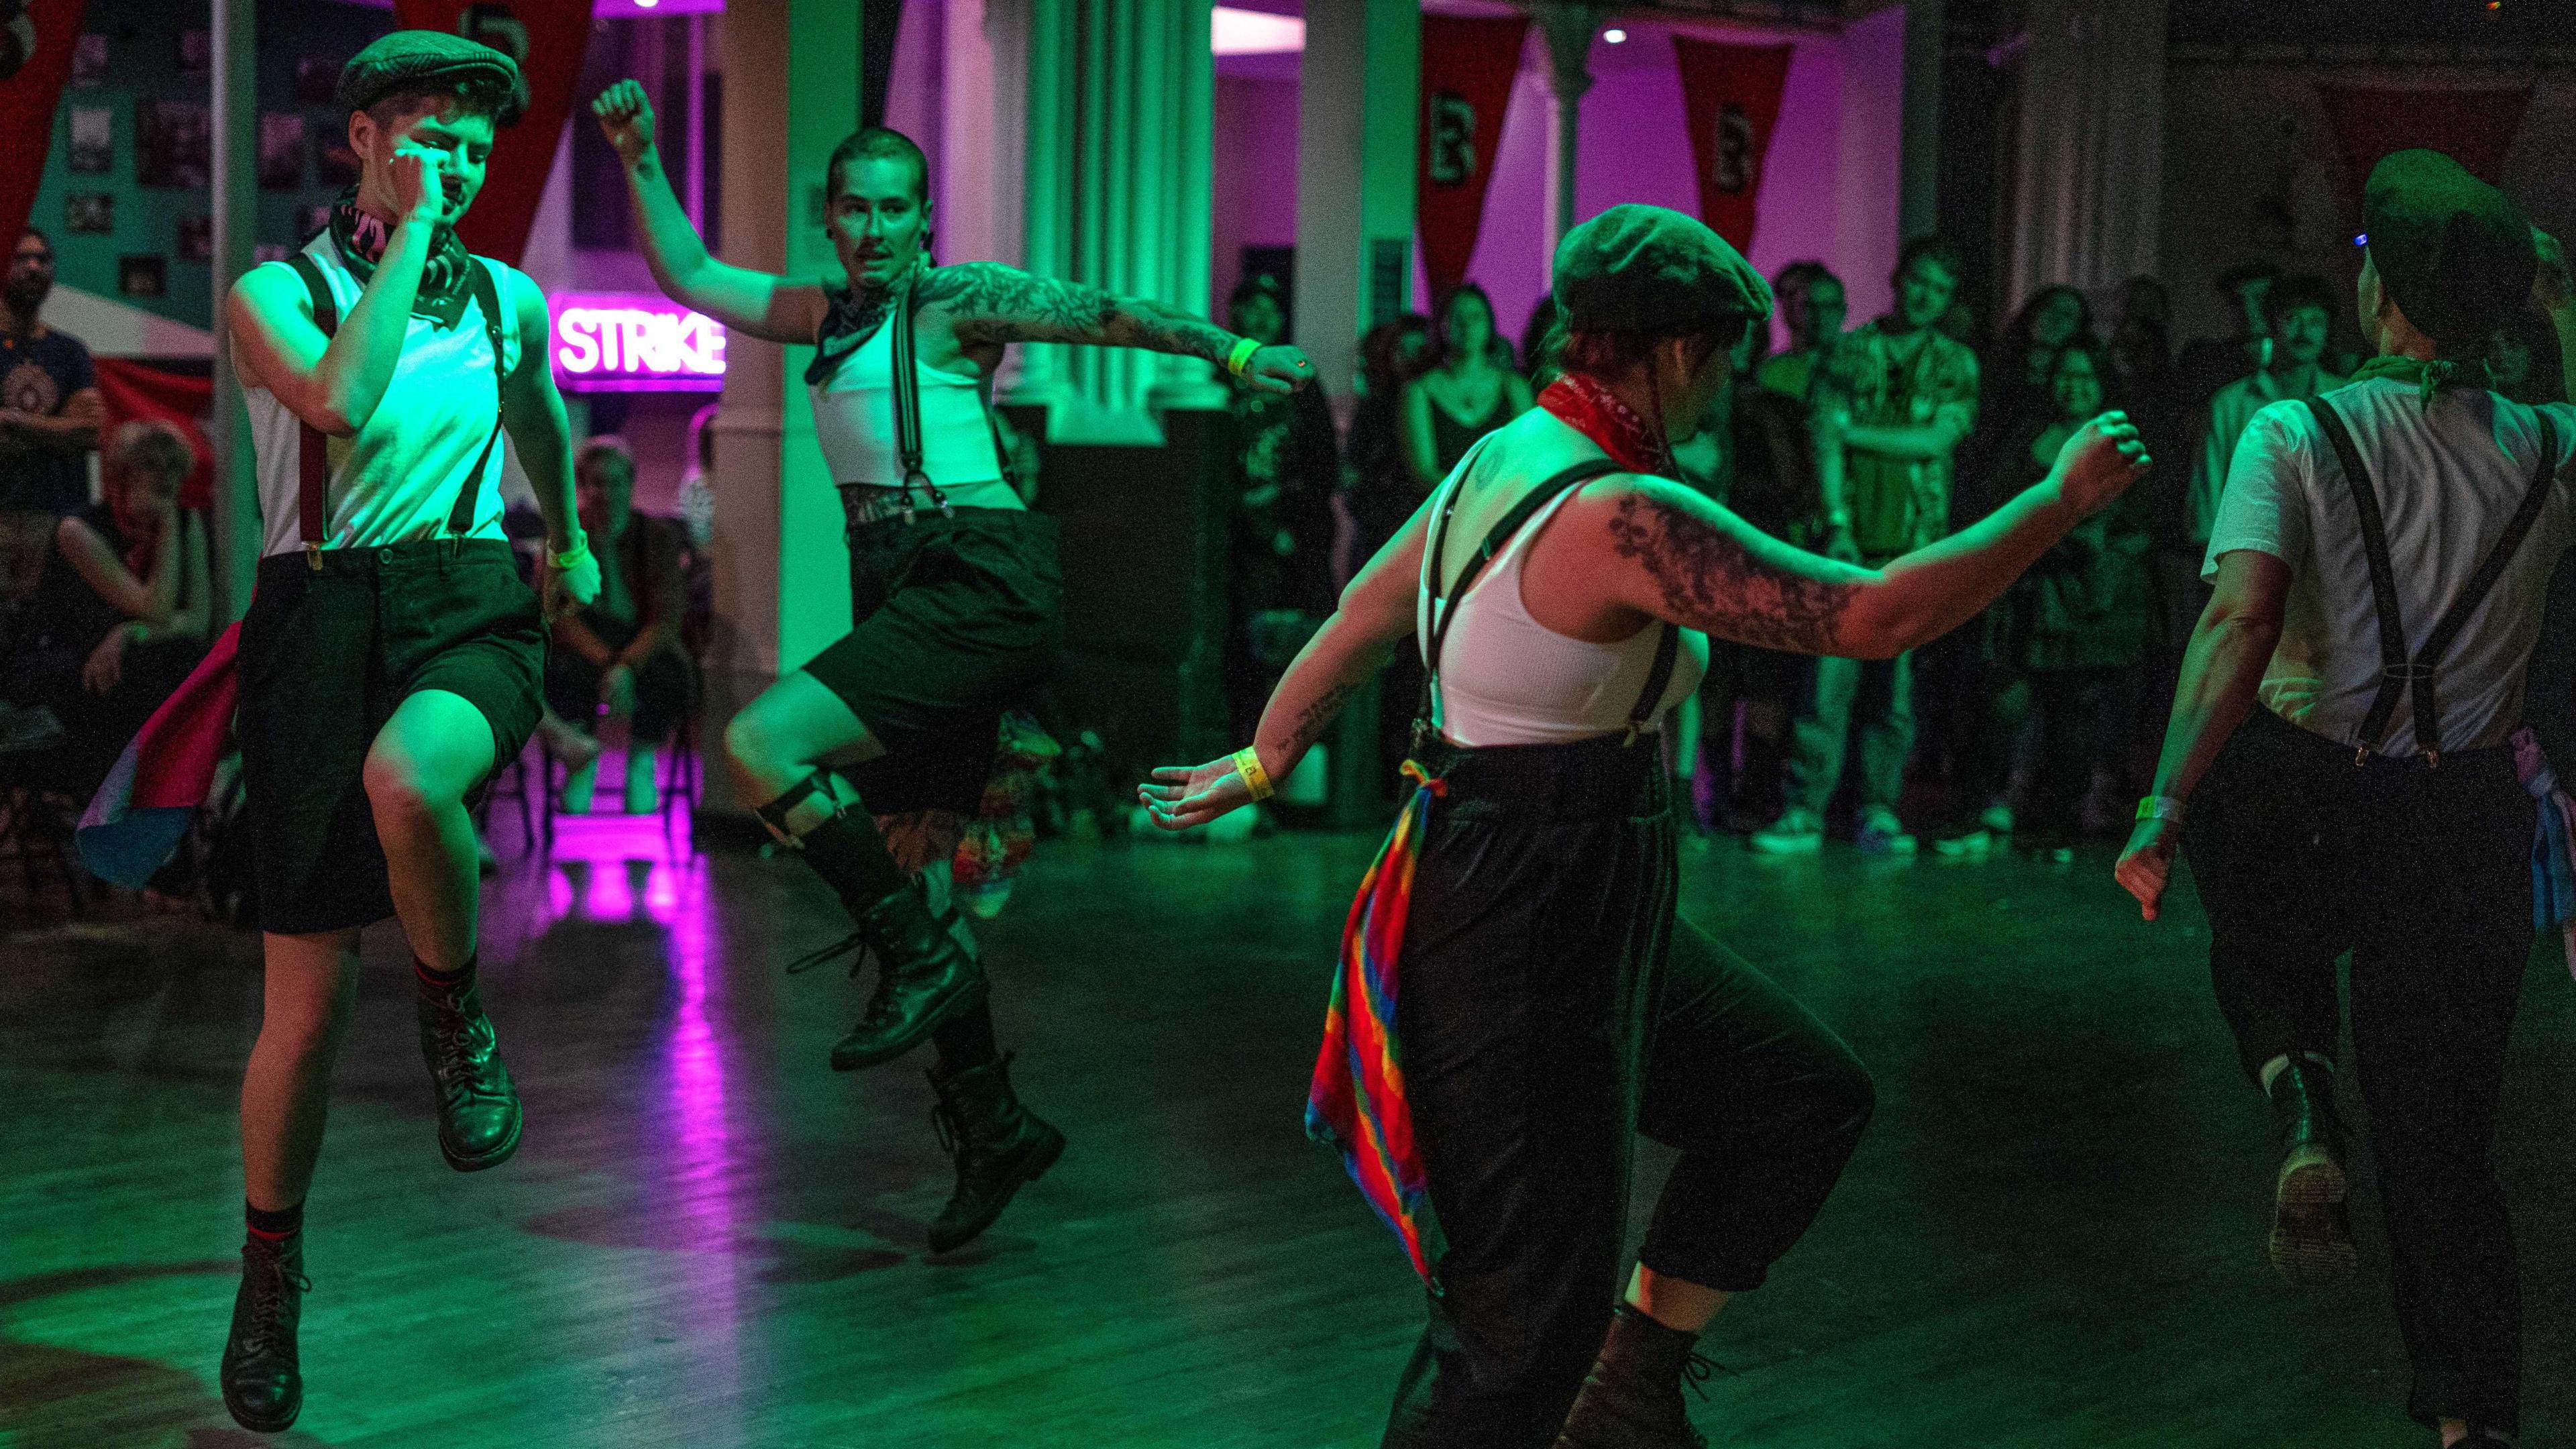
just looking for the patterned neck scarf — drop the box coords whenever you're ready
[328,189,476,328]
[1538,371,1674,474]
[806,258,925,387]
[2353,351,2493,408]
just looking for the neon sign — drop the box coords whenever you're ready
[551,292,727,392]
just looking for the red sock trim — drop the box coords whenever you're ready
[414,957,476,990]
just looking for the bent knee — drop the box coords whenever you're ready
[362,748,461,819]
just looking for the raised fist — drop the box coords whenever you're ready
[590,80,657,169]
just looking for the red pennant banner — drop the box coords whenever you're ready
[2317,84,2532,202]
[0,0,92,250]
[389,0,593,266]
[1672,37,1792,254]
[1417,14,1530,301]
[95,360,215,512]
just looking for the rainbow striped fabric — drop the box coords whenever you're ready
[1306,761,1448,1283]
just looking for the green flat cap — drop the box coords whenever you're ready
[2364,149,2534,346]
[1553,205,1772,335]
[337,30,524,121]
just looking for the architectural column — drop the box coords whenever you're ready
[209,0,258,621]
[1533,3,1602,257]
[702,0,864,816]
[994,0,1221,445]
[1293,0,1419,405]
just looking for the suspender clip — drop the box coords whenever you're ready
[305,542,323,572]
[2424,749,2440,770]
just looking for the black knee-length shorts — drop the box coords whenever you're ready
[802,507,1063,816]
[235,539,545,934]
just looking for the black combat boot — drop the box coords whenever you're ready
[221,1234,310,1432]
[2267,1055,2355,1287]
[826,882,991,1072]
[417,966,523,1171]
[925,1052,1065,1252]
[1552,1305,1716,1449]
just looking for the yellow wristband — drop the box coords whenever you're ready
[1232,746,1275,802]
[1225,336,1263,377]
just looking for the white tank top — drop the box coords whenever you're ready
[245,236,519,557]
[808,308,1006,492]
[1420,462,1709,747]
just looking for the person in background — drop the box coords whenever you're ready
[1,227,105,597]
[1223,273,1340,745]
[1936,339,2151,858]
[676,407,716,547]
[1340,313,1436,795]
[4,419,211,796]
[1401,283,1534,494]
[543,437,692,814]
[2482,307,2562,407]
[1753,237,1981,856]
[1985,285,2099,461]
[2176,259,2282,408]
[2121,156,2576,1449]
[1754,260,1844,403]
[2187,274,2348,555]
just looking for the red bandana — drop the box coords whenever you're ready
[1538,372,1672,474]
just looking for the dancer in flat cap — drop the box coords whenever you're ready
[1144,205,2151,1449]
[592,81,1313,1254]
[215,32,596,1431]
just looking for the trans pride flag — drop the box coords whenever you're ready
[1306,761,1447,1285]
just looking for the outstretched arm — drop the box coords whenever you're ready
[593,80,826,345]
[915,262,1313,395]
[1590,412,2149,659]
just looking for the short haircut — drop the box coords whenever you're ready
[576,435,636,483]
[827,126,930,205]
[2216,259,2282,295]
[18,226,51,252]
[364,75,515,128]
[108,419,196,487]
[2265,273,2338,325]
[1895,236,1963,284]
[1774,259,1841,297]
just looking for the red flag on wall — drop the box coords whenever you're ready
[1417,15,1530,301]
[0,0,91,249]
[95,360,215,511]
[2317,85,2531,202]
[1671,38,1792,254]
[388,0,592,266]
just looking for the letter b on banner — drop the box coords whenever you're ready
[1428,93,1477,187]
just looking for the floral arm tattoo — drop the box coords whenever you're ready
[916,262,1236,360]
[1607,492,1860,654]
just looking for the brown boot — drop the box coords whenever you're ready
[1552,1305,1715,1449]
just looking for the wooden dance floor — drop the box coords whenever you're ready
[4,812,2571,1447]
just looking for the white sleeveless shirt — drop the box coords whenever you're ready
[244,235,521,557]
[1420,447,1709,747]
[809,307,1006,491]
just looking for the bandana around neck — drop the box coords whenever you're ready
[1538,372,1673,474]
[329,189,476,327]
[2352,352,2494,408]
[806,258,926,387]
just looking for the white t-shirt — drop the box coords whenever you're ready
[2203,376,2576,755]
[245,235,525,557]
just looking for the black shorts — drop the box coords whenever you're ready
[235,539,545,934]
[804,507,1063,815]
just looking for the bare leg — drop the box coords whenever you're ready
[1625,1263,1730,1334]
[364,690,498,973]
[241,930,362,1210]
[722,669,885,836]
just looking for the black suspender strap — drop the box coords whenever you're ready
[285,254,338,568]
[887,272,1020,525]
[447,260,511,537]
[1417,451,1670,748]
[2303,396,2563,764]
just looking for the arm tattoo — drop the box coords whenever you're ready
[1607,494,1858,653]
[918,262,1232,361]
[1283,679,1361,758]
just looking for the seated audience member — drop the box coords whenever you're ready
[544,437,692,814]
[2187,274,2347,553]
[5,419,211,794]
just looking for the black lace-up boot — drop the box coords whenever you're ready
[822,879,990,1073]
[221,1234,310,1432]
[417,965,522,1171]
[1552,1305,1718,1449]
[2267,1055,2355,1286]
[924,1053,1065,1252]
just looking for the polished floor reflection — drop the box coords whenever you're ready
[3,810,2571,1447]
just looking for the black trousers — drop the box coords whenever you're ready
[542,614,692,745]
[2185,708,2537,1434]
[1381,735,1875,1449]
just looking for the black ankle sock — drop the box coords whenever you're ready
[933,1002,1000,1073]
[415,955,476,991]
[790,806,911,916]
[245,1198,305,1244]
